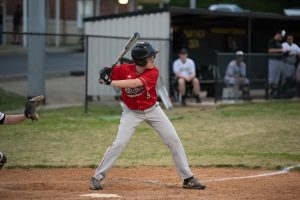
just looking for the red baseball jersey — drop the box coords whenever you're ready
[111,64,159,110]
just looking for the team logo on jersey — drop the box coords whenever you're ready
[125,86,145,97]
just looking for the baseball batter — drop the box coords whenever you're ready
[90,41,206,190]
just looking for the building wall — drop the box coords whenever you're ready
[6,0,132,19]
[3,0,133,45]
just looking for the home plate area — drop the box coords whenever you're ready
[0,166,300,200]
[79,193,121,198]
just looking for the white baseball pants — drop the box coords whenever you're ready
[93,102,193,181]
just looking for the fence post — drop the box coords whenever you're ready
[2,0,7,44]
[214,51,218,103]
[55,0,61,47]
[23,0,27,47]
[27,0,46,99]
[84,35,89,113]
[266,56,269,100]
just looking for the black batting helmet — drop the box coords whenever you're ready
[131,42,159,66]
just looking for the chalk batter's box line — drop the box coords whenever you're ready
[106,164,300,187]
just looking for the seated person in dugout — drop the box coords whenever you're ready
[224,51,251,100]
[172,48,201,105]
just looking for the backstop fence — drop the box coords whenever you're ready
[0,32,170,112]
[1,32,299,111]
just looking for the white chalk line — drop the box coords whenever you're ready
[206,163,300,183]
[79,193,120,198]
[78,164,300,198]
[109,164,300,187]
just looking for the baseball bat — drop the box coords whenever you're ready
[99,32,140,84]
[111,32,140,69]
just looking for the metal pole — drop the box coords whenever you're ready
[247,17,251,96]
[214,51,218,103]
[95,0,100,16]
[84,35,89,113]
[2,0,6,44]
[23,0,27,47]
[247,17,251,53]
[169,27,173,100]
[55,0,61,47]
[27,0,46,98]
[190,0,196,9]
[130,0,135,12]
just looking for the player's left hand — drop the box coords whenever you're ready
[99,67,112,85]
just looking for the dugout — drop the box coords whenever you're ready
[84,7,300,99]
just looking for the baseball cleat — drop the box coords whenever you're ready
[183,177,206,190]
[90,177,103,190]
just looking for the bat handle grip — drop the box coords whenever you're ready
[99,78,105,84]
[110,63,118,69]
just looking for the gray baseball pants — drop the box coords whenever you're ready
[282,62,295,79]
[268,59,283,86]
[93,102,193,181]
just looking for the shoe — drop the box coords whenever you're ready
[183,177,206,190]
[195,95,201,103]
[90,177,102,190]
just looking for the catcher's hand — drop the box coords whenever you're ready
[0,152,7,169]
[24,95,45,121]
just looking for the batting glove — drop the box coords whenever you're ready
[99,67,112,85]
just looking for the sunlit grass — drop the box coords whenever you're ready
[0,101,300,169]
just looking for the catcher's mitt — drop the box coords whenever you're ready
[24,95,45,121]
[0,152,7,169]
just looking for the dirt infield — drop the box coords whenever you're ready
[1,167,300,200]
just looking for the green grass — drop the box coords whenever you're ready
[0,101,300,169]
[0,88,27,111]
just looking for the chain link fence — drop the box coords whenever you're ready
[0,32,85,105]
[214,52,299,102]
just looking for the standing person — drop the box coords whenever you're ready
[90,42,206,190]
[224,51,250,100]
[282,34,300,97]
[267,30,287,98]
[0,95,44,169]
[12,4,22,44]
[173,48,201,105]
[282,34,300,81]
